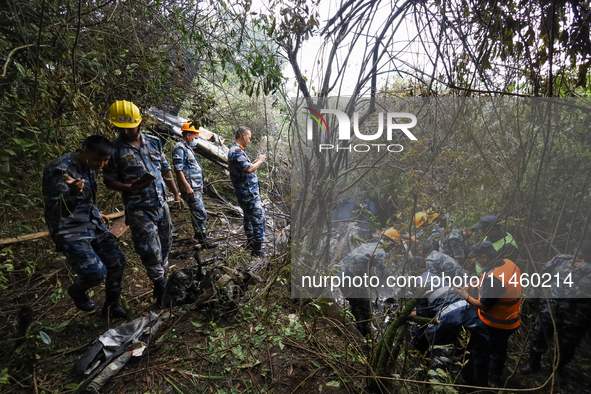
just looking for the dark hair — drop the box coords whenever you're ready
[420,240,434,254]
[82,135,114,157]
[234,126,251,139]
[576,240,591,258]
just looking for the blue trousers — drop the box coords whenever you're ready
[126,204,172,283]
[60,228,126,293]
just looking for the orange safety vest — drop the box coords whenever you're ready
[478,259,522,330]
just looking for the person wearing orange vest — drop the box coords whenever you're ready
[456,241,522,387]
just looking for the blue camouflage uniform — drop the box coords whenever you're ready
[416,226,439,247]
[172,140,207,236]
[529,254,591,368]
[340,241,397,336]
[431,224,467,260]
[227,142,265,243]
[103,133,172,284]
[43,151,126,294]
[412,272,490,385]
[425,250,467,278]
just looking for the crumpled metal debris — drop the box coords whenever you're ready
[73,312,171,394]
[161,265,260,308]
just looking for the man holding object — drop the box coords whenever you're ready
[228,126,266,257]
[103,100,183,307]
[43,135,127,318]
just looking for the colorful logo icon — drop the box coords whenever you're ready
[304,107,328,132]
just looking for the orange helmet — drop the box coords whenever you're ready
[181,123,199,133]
[381,228,400,245]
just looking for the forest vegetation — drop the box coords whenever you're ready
[1,0,590,393]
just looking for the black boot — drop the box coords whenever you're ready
[520,351,542,375]
[195,231,217,249]
[251,241,265,257]
[101,291,127,319]
[153,278,168,308]
[68,283,95,312]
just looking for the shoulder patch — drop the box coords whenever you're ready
[144,133,163,151]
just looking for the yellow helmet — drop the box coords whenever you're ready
[428,212,439,222]
[381,228,400,245]
[109,100,142,128]
[414,212,428,227]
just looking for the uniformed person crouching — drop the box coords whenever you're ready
[227,126,266,257]
[339,228,403,337]
[172,123,215,248]
[42,135,127,318]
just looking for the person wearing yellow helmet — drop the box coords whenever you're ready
[414,212,428,227]
[381,227,401,246]
[401,211,439,244]
[103,100,184,308]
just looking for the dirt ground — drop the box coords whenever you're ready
[0,195,364,393]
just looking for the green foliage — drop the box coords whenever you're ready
[0,368,10,387]
[421,0,591,96]
[0,0,286,239]
[427,368,459,394]
[0,248,15,290]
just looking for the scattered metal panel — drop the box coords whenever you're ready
[148,107,229,168]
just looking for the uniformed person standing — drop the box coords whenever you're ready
[354,188,376,237]
[520,240,591,384]
[172,123,214,248]
[227,126,266,257]
[103,100,184,307]
[43,135,127,318]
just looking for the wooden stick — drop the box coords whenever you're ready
[0,211,126,246]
